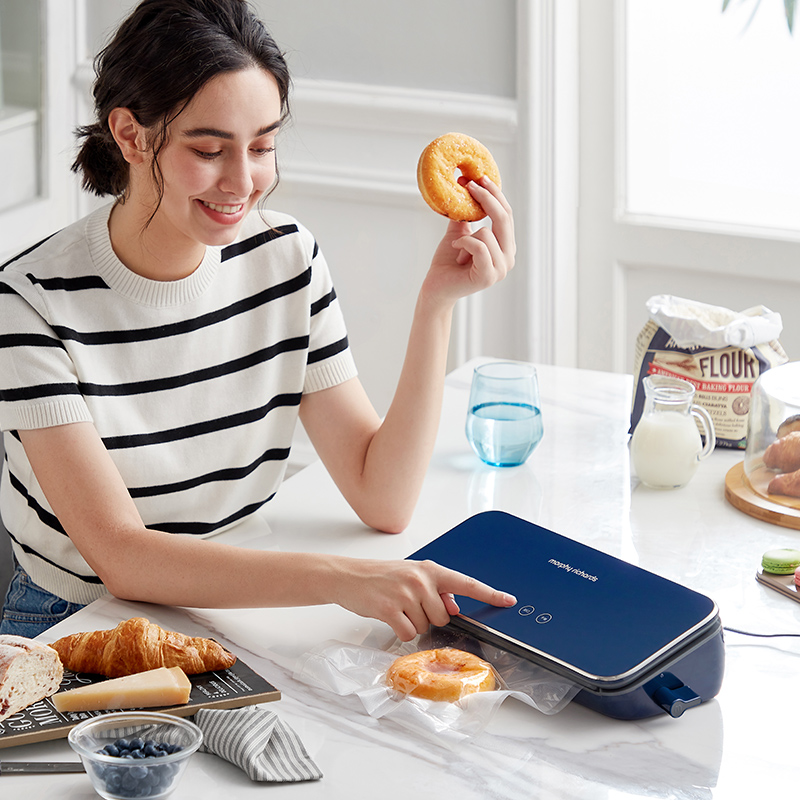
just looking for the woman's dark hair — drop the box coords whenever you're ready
[72,0,291,202]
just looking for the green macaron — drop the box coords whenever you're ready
[761,548,800,575]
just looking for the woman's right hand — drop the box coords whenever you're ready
[328,556,517,642]
[420,177,515,311]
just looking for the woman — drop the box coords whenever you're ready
[0,0,516,640]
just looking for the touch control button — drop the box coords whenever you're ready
[518,605,535,616]
[535,613,552,624]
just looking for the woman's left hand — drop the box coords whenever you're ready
[421,177,516,307]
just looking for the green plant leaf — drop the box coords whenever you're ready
[786,0,796,32]
[721,0,765,30]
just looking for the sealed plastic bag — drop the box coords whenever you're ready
[294,627,579,748]
[632,295,788,449]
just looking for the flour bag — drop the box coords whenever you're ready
[631,295,788,449]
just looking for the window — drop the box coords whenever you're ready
[625,0,800,234]
[0,1,41,213]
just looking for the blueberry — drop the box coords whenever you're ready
[132,749,146,759]
[115,738,131,750]
[121,770,139,789]
[154,770,173,789]
[129,737,144,751]
[144,770,162,788]
[105,771,122,791]
[103,743,120,757]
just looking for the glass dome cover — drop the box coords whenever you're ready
[744,361,800,507]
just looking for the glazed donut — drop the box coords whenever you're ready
[416,132,501,222]
[386,648,496,703]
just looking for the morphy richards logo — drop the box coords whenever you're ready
[548,558,598,582]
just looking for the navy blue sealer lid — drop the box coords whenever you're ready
[408,511,722,703]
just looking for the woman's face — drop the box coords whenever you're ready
[143,67,282,251]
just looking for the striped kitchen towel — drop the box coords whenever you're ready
[192,706,322,782]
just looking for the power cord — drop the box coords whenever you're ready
[724,626,800,639]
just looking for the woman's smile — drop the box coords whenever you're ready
[197,199,248,225]
[200,201,245,214]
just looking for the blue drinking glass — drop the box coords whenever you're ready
[465,361,543,467]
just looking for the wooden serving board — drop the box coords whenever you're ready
[725,461,800,530]
[0,656,279,749]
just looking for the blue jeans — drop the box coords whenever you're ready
[0,560,85,638]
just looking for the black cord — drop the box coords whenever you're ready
[724,626,800,639]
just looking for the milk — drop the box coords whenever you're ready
[631,410,703,489]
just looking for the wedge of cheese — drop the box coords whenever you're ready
[51,666,192,713]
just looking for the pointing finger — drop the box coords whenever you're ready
[439,567,517,608]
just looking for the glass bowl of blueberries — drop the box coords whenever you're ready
[68,711,203,800]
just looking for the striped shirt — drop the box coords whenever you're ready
[0,203,357,604]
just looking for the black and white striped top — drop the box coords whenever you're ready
[0,203,357,604]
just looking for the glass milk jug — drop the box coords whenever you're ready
[631,376,716,489]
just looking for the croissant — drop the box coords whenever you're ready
[768,468,800,498]
[764,431,800,472]
[50,617,236,677]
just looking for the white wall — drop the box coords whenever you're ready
[85,1,517,96]
[254,0,516,97]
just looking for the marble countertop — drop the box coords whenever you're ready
[3,360,798,798]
